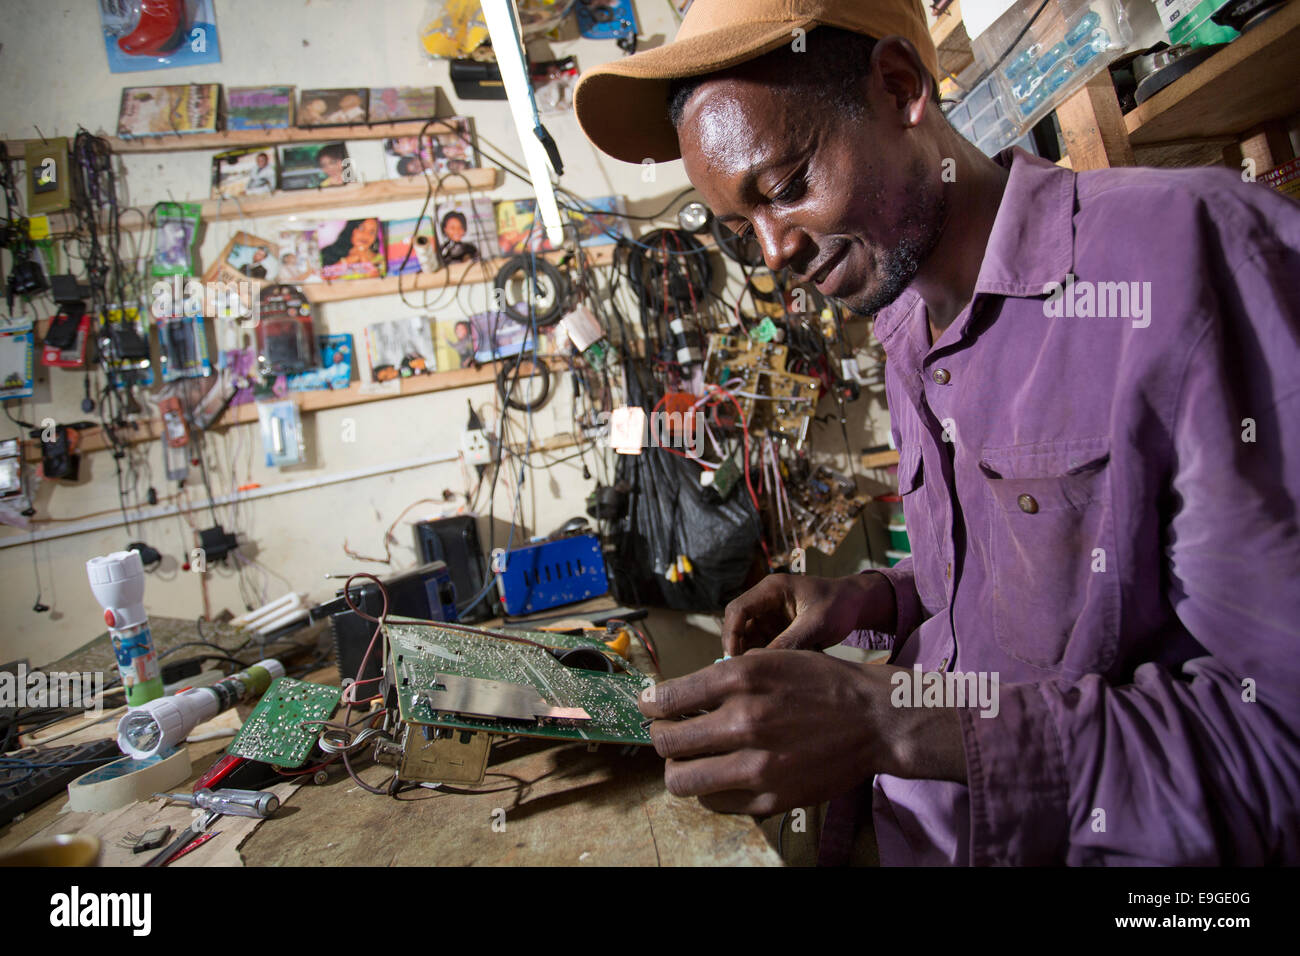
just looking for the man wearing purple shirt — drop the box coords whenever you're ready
[575,0,1300,864]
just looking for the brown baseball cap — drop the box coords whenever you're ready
[574,0,939,165]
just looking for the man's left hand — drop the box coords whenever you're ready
[638,649,968,815]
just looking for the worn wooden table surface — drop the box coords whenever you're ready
[240,733,779,866]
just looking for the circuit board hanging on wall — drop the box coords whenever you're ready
[703,334,821,447]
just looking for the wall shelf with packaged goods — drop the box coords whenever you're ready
[109,118,469,154]
[930,1,1300,174]
[21,355,571,462]
[1124,2,1300,147]
[31,168,502,235]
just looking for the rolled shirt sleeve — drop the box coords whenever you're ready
[847,559,928,651]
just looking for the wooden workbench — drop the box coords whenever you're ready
[2,615,786,866]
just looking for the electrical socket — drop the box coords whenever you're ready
[461,428,492,466]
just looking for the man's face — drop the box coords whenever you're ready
[444,217,466,242]
[678,69,945,315]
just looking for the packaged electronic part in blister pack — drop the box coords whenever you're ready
[255,284,317,376]
[150,202,202,278]
[972,0,1132,137]
[257,399,305,467]
[157,394,190,482]
[99,303,154,387]
[156,313,212,382]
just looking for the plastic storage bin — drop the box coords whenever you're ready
[971,0,1132,138]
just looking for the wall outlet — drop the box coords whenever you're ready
[461,428,492,466]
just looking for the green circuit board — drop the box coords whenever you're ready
[227,677,341,768]
[387,621,653,746]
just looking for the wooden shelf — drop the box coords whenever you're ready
[302,242,615,304]
[109,119,468,154]
[39,168,501,235]
[25,355,569,461]
[213,355,568,427]
[200,168,500,223]
[1125,2,1300,147]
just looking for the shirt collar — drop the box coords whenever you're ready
[872,147,1077,350]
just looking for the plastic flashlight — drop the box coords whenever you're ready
[87,549,164,707]
[116,659,286,759]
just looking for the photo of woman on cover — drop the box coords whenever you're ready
[319,218,383,280]
[316,142,351,187]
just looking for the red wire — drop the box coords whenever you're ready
[341,572,388,706]
[707,384,760,513]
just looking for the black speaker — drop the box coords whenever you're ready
[414,515,491,622]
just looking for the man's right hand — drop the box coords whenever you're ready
[721,572,897,657]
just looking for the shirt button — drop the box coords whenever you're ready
[932,368,951,385]
[938,657,948,670]
[945,562,952,580]
[1017,494,1039,514]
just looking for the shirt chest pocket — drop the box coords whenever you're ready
[979,439,1118,671]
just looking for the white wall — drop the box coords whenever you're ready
[0,1,891,666]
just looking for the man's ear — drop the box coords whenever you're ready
[870,36,933,128]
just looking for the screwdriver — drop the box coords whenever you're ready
[155,788,280,819]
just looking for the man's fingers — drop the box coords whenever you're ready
[638,662,739,718]
[648,707,753,759]
[767,613,829,651]
[662,749,772,799]
[721,576,794,656]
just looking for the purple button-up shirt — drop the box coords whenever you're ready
[860,148,1300,865]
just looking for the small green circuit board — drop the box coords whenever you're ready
[387,622,652,746]
[227,677,341,768]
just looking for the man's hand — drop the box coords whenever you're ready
[639,649,967,815]
[721,572,897,656]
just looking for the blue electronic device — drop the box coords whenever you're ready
[575,0,638,43]
[498,534,608,616]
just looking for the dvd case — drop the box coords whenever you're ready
[318,218,386,280]
[433,198,496,265]
[298,88,368,127]
[277,224,325,283]
[382,116,477,178]
[212,147,277,198]
[495,195,627,254]
[366,316,437,382]
[226,86,294,130]
[279,142,351,190]
[288,333,353,392]
[432,310,536,372]
[384,217,439,275]
[368,86,440,121]
[118,84,220,137]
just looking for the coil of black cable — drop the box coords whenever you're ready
[496,353,552,412]
[625,228,713,313]
[493,255,567,328]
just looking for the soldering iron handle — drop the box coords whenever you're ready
[195,788,279,819]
